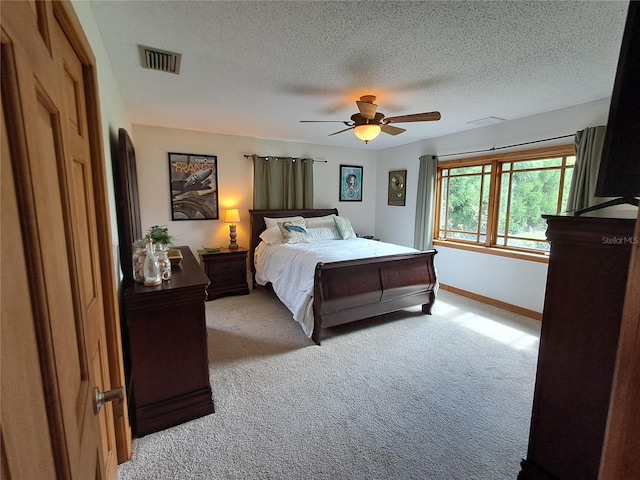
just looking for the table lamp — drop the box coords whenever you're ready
[225,208,240,250]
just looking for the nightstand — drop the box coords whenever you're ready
[197,247,250,300]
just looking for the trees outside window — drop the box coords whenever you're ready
[439,165,491,243]
[435,145,575,257]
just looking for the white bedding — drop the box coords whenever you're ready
[254,238,420,337]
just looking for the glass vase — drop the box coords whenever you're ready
[155,244,172,281]
[143,236,162,286]
[132,240,146,283]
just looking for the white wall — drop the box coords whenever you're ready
[435,246,549,313]
[132,125,377,257]
[375,98,613,313]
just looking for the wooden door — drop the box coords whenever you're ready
[1,60,58,480]
[1,1,121,478]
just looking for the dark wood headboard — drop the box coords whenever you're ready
[248,208,338,274]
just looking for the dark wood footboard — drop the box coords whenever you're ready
[311,250,438,345]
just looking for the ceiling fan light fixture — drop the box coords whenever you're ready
[353,124,381,144]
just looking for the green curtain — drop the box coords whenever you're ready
[253,155,314,209]
[566,126,606,213]
[413,155,438,250]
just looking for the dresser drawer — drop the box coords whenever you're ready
[209,271,245,287]
[205,259,244,276]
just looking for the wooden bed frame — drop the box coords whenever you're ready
[249,209,438,345]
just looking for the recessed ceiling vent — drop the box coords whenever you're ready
[139,46,182,74]
[466,116,507,127]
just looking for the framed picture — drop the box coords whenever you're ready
[339,165,363,202]
[168,152,219,220]
[388,170,407,206]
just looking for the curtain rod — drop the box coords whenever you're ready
[243,154,327,163]
[242,132,574,161]
[435,133,575,159]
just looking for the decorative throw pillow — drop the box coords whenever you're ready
[334,216,357,240]
[277,219,309,244]
[264,216,304,231]
[261,216,306,245]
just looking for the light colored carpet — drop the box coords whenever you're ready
[117,288,540,480]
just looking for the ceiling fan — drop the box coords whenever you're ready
[301,95,441,144]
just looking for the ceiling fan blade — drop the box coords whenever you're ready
[356,100,378,120]
[384,111,441,123]
[300,120,350,123]
[381,124,406,136]
[328,127,355,136]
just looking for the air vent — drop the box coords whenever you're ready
[466,116,507,127]
[139,46,182,74]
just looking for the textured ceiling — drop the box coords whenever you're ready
[89,0,629,150]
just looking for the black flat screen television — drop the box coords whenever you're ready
[587,1,640,213]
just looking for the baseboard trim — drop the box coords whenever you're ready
[439,284,542,321]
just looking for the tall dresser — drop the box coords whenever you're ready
[518,214,635,480]
[123,246,214,436]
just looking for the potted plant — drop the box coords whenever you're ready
[147,225,174,247]
[147,225,182,268]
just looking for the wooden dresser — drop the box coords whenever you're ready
[123,246,214,436]
[518,214,636,480]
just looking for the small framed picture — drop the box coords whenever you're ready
[168,152,219,220]
[339,165,363,202]
[388,170,407,206]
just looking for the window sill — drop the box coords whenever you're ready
[433,239,550,264]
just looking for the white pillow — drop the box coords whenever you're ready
[304,215,339,239]
[334,216,357,240]
[304,214,337,227]
[259,228,283,245]
[277,219,309,244]
[305,226,341,240]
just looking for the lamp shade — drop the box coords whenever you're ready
[225,208,240,223]
[353,124,381,144]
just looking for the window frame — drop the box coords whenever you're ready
[433,144,576,263]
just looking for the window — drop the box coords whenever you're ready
[435,145,575,258]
